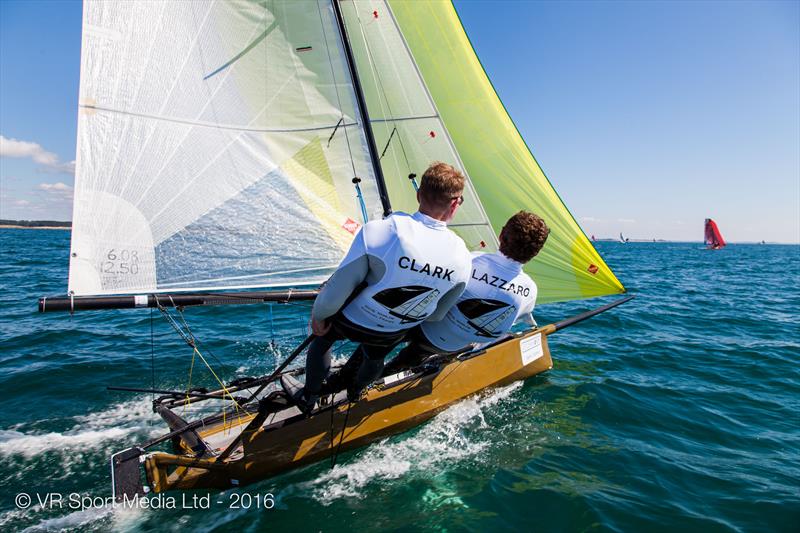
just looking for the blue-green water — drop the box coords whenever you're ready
[0,228,798,532]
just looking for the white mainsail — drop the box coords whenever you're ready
[69,0,383,296]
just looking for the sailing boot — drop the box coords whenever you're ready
[280,375,317,415]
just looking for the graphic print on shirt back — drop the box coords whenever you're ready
[456,298,517,338]
[372,286,441,324]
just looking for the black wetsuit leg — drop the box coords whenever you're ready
[383,343,431,375]
[350,342,401,397]
[304,329,343,396]
[383,327,441,375]
[323,349,364,394]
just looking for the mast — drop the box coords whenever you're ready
[331,0,392,218]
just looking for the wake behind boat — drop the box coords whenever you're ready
[39,0,629,498]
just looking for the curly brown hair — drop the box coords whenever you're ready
[418,161,465,210]
[498,211,550,263]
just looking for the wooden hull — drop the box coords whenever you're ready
[144,328,553,492]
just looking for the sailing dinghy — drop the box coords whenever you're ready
[704,218,726,249]
[39,0,629,497]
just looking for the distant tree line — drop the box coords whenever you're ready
[0,219,71,228]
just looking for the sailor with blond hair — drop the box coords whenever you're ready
[282,162,472,410]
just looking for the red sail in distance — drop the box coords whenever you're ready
[704,218,726,249]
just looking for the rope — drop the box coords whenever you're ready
[154,297,251,433]
[150,307,156,405]
[185,347,197,414]
[268,303,276,350]
[329,400,336,468]
[330,401,353,469]
[168,296,230,374]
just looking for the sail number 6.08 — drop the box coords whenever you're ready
[100,249,139,275]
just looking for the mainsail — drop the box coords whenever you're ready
[69,0,384,296]
[62,0,625,307]
[704,218,726,249]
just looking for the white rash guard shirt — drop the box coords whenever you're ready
[312,211,472,334]
[421,251,538,352]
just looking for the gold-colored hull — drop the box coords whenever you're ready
[144,328,553,493]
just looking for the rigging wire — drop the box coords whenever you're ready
[330,400,353,469]
[350,4,412,173]
[185,346,197,415]
[267,302,276,350]
[166,296,232,376]
[154,297,251,432]
[317,1,359,180]
[150,307,156,406]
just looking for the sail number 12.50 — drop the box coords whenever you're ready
[100,249,139,275]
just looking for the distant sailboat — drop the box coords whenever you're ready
[619,232,628,244]
[704,219,726,250]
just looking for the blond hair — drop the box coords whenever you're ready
[418,162,465,210]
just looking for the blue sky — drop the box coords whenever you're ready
[0,0,798,242]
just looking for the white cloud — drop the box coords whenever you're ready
[37,182,74,202]
[580,216,601,222]
[38,182,72,192]
[0,135,75,175]
[37,160,76,175]
[13,199,30,206]
[617,218,636,224]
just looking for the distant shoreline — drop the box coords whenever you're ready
[0,219,71,230]
[0,225,71,230]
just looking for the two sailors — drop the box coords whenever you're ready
[282,162,551,412]
[282,162,472,411]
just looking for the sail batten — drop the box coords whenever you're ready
[79,104,360,134]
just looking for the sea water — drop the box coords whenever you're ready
[0,228,797,532]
